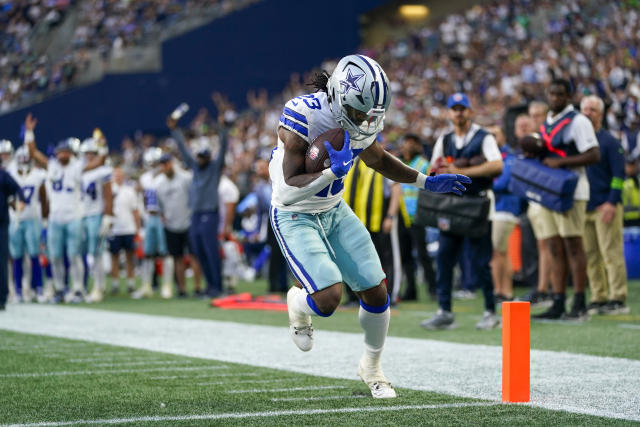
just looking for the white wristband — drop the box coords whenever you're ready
[413,172,427,189]
[24,130,34,144]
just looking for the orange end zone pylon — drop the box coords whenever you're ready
[502,301,530,402]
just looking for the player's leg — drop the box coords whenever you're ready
[9,221,24,301]
[86,215,105,302]
[122,235,136,293]
[269,206,342,351]
[47,221,66,302]
[135,218,158,298]
[65,219,85,302]
[107,237,121,294]
[25,220,43,299]
[326,203,395,398]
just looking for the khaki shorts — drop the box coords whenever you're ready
[527,202,546,239]
[535,201,587,240]
[492,219,516,252]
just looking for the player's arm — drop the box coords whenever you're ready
[167,118,197,169]
[278,127,338,205]
[103,181,113,216]
[360,142,471,195]
[543,147,600,168]
[38,183,49,219]
[24,113,48,169]
[222,201,236,236]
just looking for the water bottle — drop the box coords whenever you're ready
[171,103,189,120]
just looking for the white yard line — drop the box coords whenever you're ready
[151,372,259,380]
[198,378,292,386]
[90,360,188,367]
[618,323,640,330]
[271,395,367,402]
[2,402,500,426]
[0,365,228,378]
[1,305,639,421]
[228,385,346,394]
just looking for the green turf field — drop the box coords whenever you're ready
[0,330,634,426]
[1,279,639,425]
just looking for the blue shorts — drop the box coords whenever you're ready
[10,218,42,258]
[48,219,83,259]
[269,201,385,294]
[108,234,135,254]
[143,215,167,256]
[83,214,103,256]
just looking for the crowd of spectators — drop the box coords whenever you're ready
[0,0,256,114]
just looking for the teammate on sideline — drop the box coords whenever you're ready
[133,148,173,299]
[269,54,470,398]
[8,146,47,302]
[80,137,113,303]
[24,114,106,303]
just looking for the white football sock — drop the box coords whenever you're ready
[292,289,316,316]
[162,256,174,286]
[93,257,105,291]
[51,258,65,291]
[142,258,153,287]
[70,256,84,293]
[359,305,390,364]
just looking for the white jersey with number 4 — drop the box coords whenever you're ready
[140,170,161,215]
[47,158,84,223]
[8,165,47,221]
[82,165,113,217]
[270,91,376,213]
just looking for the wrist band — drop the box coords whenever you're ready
[24,130,34,144]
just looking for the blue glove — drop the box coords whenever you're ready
[324,131,352,178]
[425,174,472,196]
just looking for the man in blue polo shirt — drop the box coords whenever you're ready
[581,95,629,315]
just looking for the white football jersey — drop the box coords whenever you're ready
[140,170,162,214]
[46,158,84,223]
[82,165,113,217]
[8,165,46,221]
[270,91,376,213]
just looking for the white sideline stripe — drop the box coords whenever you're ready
[2,402,499,426]
[198,378,291,385]
[272,395,367,402]
[228,385,346,394]
[90,360,187,367]
[619,323,640,330]
[1,305,639,421]
[152,372,259,380]
[50,352,139,359]
[0,365,228,378]
[69,356,162,363]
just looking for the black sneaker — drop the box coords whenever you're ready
[532,303,564,320]
[586,301,607,315]
[518,290,552,307]
[495,294,513,305]
[177,290,188,298]
[193,290,206,298]
[564,303,588,321]
[600,300,631,315]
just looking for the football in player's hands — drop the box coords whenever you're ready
[305,128,345,174]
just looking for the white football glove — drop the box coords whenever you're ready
[99,215,114,237]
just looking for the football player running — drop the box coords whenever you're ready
[24,114,106,303]
[7,146,47,302]
[80,137,113,303]
[270,54,470,398]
